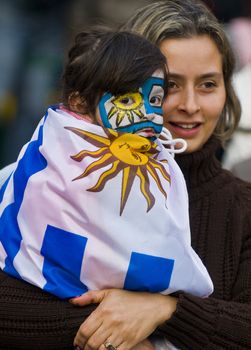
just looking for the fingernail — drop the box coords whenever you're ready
[69,296,81,303]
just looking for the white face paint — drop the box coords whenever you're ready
[97,70,165,138]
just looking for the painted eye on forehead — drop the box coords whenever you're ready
[108,92,145,127]
[112,92,143,111]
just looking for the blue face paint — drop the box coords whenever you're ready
[98,75,165,138]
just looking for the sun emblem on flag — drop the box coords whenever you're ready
[65,127,170,215]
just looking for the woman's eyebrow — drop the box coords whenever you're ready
[168,72,223,79]
[168,72,183,79]
[199,72,223,79]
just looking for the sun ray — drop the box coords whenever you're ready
[108,106,118,119]
[148,158,171,182]
[103,128,118,139]
[120,166,137,215]
[127,111,134,124]
[146,162,168,199]
[136,167,155,212]
[116,112,125,127]
[65,127,111,147]
[158,158,168,164]
[88,160,126,192]
[145,145,158,156]
[133,109,144,119]
[71,147,108,162]
[73,153,114,180]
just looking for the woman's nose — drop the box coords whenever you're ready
[177,89,200,115]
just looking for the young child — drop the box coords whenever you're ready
[0,28,213,349]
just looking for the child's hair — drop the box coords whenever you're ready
[62,26,168,117]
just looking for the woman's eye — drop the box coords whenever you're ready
[201,81,217,89]
[167,81,178,89]
[149,95,162,106]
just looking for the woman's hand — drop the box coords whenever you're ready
[71,289,177,350]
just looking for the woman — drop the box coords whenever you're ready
[71,0,251,349]
[0,1,251,350]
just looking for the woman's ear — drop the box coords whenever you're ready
[68,92,86,114]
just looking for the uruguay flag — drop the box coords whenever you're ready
[0,106,213,299]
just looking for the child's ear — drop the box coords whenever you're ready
[68,92,86,114]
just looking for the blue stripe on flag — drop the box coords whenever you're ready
[41,225,88,299]
[124,252,174,292]
[0,118,47,278]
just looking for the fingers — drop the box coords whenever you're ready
[75,326,124,350]
[102,336,125,350]
[73,308,129,350]
[70,292,94,306]
[73,305,123,350]
[71,290,108,306]
[73,310,103,348]
[73,289,166,350]
[75,339,153,350]
[79,325,110,350]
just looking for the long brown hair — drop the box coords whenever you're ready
[122,0,241,142]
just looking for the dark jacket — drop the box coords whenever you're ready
[158,137,251,349]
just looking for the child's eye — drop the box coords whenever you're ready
[149,95,162,106]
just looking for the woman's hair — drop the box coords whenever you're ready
[122,0,241,142]
[62,26,168,117]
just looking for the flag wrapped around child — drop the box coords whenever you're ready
[0,106,213,299]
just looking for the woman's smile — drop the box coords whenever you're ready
[168,121,202,138]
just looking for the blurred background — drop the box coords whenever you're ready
[0,0,251,180]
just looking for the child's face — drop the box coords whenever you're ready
[95,70,165,138]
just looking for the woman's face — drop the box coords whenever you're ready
[160,35,226,153]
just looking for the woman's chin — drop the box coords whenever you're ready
[184,138,209,154]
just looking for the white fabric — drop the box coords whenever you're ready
[151,336,180,350]
[0,106,213,300]
[0,162,16,188]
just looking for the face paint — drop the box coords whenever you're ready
[98,71,165,139]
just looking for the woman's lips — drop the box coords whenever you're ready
[168,122,202,138]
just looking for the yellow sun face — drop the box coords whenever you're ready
[65,126,170,215]
[110,133,151,165]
